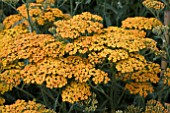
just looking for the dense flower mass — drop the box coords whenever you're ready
[121,17,162,30]
[54,12,103,39]
[0,99,56,113]
[143,0,165,10]
[61,81,91,103]
[21,56,110,88]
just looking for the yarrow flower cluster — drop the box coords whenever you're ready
[54,12,103,39]
[3,3,70,30]
[144,99,169,113]
[0,99,56,113]
[143,0,165,10]
[121,17,162,30]
[61,81,91,103]
[162,68,170,86]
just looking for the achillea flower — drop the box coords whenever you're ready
[121,17,162,30]
[61,81,91,103]
[0,99,56,113]
[2,14,28,29]
[104,26,146,38]
[116,62,160,83]
[152,25,169,36]
[116,55,146,73]
[0,69,22,94]
[144,99,168,113]
[21,56,109,88]
[125,82,154,97]
[54,12,103,39]
[143,0,165,10]
[3,3,70,30]
[162,68,170,86]
[0,33,64,63]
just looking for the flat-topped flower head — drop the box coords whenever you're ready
[54,12,103,39]
[143,0,165,10]
[145,99,168,112]
[61,81,91,103]
[122,17,162,30]
[125,82,154,97]
[3,3,70,30]
[0,99,56,113]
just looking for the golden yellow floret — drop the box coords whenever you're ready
[61,81,91,103]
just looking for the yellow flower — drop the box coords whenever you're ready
[144,99,168,113]
[162,68,170,86]
[0,99,56,113]
[121,17,162,30]
[54,12,103,39]
[61,81,91,103]
[125,82,154,97]
[143,0,165,10]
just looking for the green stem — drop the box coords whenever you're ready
[15,86,43,103]
[68,104,74,113]
[70,0,73,16]
[89,82,111,100]
[53,92,60,111]
[40,85,50,107]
